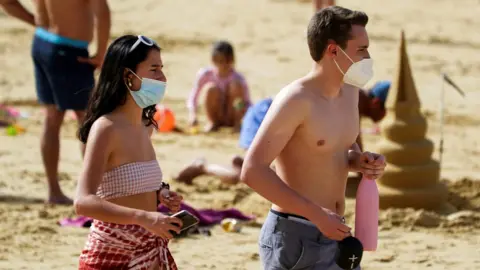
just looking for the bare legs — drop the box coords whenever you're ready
[204,83,224,132]
[41,106,85,204]
[73,110,86,157]
[41,105,71,204]
[178,81,249,184]
[225,80,248,132]
[174,155,244,185]
[202,81,248,133]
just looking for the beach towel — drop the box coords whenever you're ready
[59,202,255,228]
[158,202,254,227]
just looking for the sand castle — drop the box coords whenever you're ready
[374,31,450,210]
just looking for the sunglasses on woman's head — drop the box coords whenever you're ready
[129,35,156,53]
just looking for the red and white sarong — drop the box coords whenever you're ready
[79,220,177,270]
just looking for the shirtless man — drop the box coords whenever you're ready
[0,0,110,204]
[240,6,386,269]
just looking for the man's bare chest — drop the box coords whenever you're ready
[301,102,359,152]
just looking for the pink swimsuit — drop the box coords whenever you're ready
[79,160,177,270]
[96,160,162,200]
[186,67,251,113]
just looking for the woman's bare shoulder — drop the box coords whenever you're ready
[88,115,120,143]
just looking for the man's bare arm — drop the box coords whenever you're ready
[0,0,35,26]
[240,90,324,220]
[91,0,111,58]
[348,142,362,172]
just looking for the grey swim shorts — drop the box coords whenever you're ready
[258,210,360,270]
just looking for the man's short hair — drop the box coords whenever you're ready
[307,6,369,62]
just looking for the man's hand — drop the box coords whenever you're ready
[312,207,351,241]
[351,151,386,179]
[78,54,104,69]
[0,0,35,26]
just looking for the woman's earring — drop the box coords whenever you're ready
[127,80,132,87]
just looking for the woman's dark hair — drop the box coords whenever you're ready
[78,35,160,143]
[211,40,235,62]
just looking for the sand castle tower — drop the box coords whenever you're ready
[374,31,449,210]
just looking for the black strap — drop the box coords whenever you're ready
[270,209,310,221]
[157,182,170,206]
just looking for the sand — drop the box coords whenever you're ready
[1,0,480,269]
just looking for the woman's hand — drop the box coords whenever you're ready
[138,211,183,239]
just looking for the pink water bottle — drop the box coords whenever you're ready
[354,176,379,251]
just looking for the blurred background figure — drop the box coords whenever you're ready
[187,41,251,133]
[0,0,111,204]
[357,80,391,151]
[314,0,336,11]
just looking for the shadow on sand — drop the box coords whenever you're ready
[0,194,44,204]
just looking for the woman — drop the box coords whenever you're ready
[75,35,183,270]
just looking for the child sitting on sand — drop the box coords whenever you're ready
[187,41,251,132]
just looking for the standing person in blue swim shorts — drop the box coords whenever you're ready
[0,0,111,204]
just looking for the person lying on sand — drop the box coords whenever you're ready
[175,81,389,186]
[0,0,111,205]
[241,7,386,269]
[187,41,252,133]
[75,35,183,269]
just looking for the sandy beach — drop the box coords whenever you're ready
[1,0,480,269]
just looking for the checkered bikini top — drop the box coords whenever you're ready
[96,160,162,200]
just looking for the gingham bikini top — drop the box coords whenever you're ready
[96,160,162,200]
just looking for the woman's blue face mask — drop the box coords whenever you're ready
[126,68,166,109]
